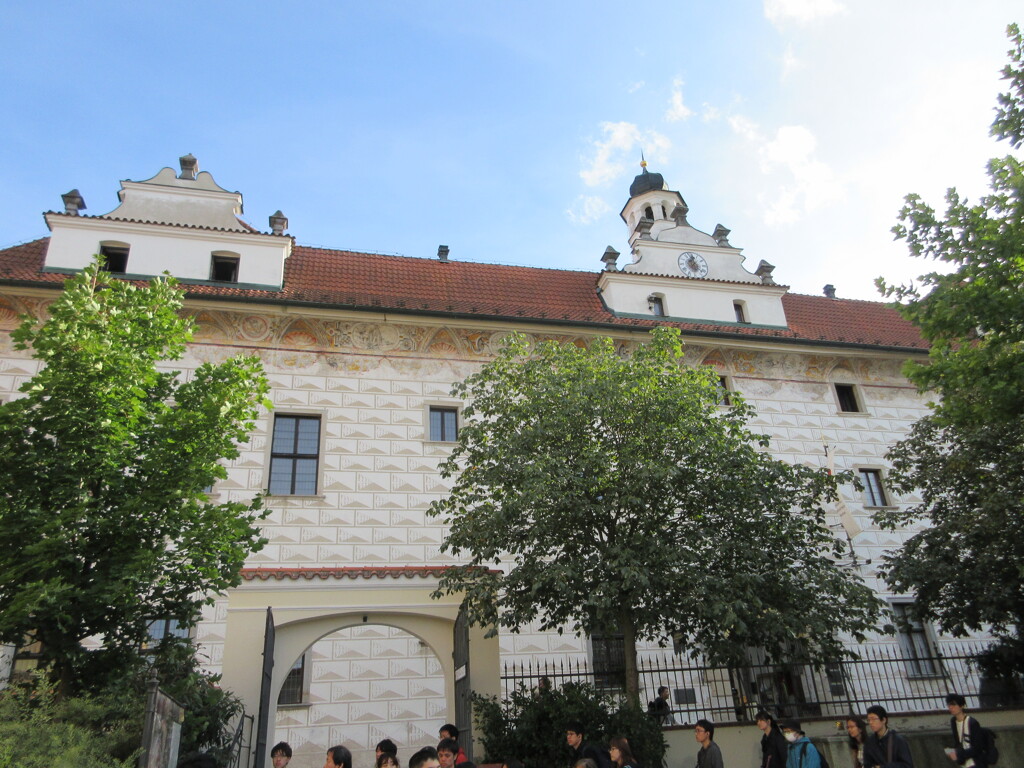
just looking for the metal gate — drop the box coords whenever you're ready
[453,606,472,760]
[253,607,275,768]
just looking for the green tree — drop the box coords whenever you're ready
[429,328,882,702]
[0,261,271,692]
[875,25,1024,676]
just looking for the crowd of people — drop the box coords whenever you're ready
[264,691,996,768]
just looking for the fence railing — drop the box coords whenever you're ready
[501,641,1024,725]
[224,710,255,768]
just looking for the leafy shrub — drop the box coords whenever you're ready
[474,682,666,768]
[0,673,139,768]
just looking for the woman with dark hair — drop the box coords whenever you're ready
[377,754,401,768]
[755,711,787,768]
[608,737,639,768]
[846,715,867,768]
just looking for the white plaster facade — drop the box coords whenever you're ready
[0,157,976,767]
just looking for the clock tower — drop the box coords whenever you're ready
[598,163,788,327]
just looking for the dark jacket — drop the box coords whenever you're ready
[949,715,989,768]
[761,726,788,768]
[571,742,611,768]
[862,729,914,768]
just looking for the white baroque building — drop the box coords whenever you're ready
[0,157,976,766]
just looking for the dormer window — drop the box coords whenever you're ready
[210,252,240,283]
[648,294,666,316]
[99,243,129,274]
[733,301,748,323]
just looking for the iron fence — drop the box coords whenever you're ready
[224,710,255,768]
[501,641,1023,725]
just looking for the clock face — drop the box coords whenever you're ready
[678,251,709,278]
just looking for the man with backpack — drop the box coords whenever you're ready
[862,705,914,768]
[779,720,827,768]
[946,693,999,767]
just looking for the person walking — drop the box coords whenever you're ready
[862,706,913,768]
[946,693,992,768]
[755,711,788,768]
[780,721,823,768]
[694,720,724,768]
[845,716,868,768]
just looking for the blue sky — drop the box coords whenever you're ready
[1,2,1019,300]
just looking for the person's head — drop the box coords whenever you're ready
[846,716,867,746]
[779,720,803,743]
[574,761,598,768]
[755,711,776,734]
[502,760,525,768]
[377,755,400,768]
[437,739,459,768]
[608,737,635,768]
[946,693,967,718]
[377,740,398,759]
[694,719,714,745]
[566,722,585,750]
[440,724,460,742]
[410,748,440,768]
[658,685,670,700]
[865,705,889,735]
[272,742,293,768]
[325,745,352,768]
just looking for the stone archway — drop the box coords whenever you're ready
[217,567,500,767]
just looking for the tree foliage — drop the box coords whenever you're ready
[473,682,665,768]
[0,261,271,690]
[429,328,882,701]
[875,24,1024,676]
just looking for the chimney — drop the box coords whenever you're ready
[178,153,198,180]
[61,189,86,216]
[437,245,450,262]
[823,284,837,299]
[755,260,777,285]
[269,210,288,235]
[713,224,732,247]
[601,246,620,271]
[670,202,690,227]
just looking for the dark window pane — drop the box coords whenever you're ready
[100,245,129,274]
[270,416,320,495]
[835,384,860,412]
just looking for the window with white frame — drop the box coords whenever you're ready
[859,468,889,507]
[269,415,321,495]
[429,406,458,442]
[891,602,939,676]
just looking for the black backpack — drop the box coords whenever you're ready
[978,725,1000,764]
[798,741,830,768]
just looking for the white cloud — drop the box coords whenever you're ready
[781,45,802,77]
[701,103,721,122]
[578,122,671,188]
[665,78,694,122]
[764,0,845,26]
[628,81,645,93]
[728,118,842,225]
[566,195,612,225]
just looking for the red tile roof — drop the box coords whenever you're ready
[240,566,493,581]
[0,237,927,351]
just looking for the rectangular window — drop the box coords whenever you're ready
[860,469,889,507]
[733,301,748,323]
[649,296,665,316]
[892,603,938,676]
[590,630,626,689]
[429,406,458,442]
[835,384,861,412]
[145,619,190,647]
[210,253,240,282]
[269,415,321,495]
[277,654,307,705]
[716,376,732,406]
[100,244,129,274]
